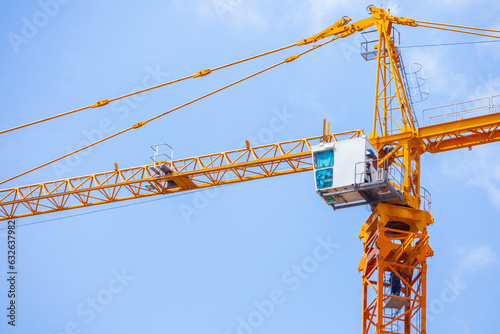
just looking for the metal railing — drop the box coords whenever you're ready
[419,187,431,213]
[422,95,500,126]
[150,143,174,165]
[354,157,405,190]
[353,158,433,212]
[361,27,400,61]
[404,63,429,105]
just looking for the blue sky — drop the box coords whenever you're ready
[1,1,500,333]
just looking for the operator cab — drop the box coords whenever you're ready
[312,137,403,209]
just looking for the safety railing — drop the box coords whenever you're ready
[361,27,400,61]
[404,63,429,105]
[354,157,405,191]
[419,186,431,213]
[149,143,178,179]
[150,143,174,166]
[422,95,500,126]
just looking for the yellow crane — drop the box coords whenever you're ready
[2,6,500,334]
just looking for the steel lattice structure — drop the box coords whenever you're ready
[0,131,364,220]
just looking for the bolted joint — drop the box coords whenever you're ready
[340,25,357,38]
[393,17,418,27]
[296,39,309,46]
[133,121,146,129]
[368,6,385,18]
[295,16,351,46]
[90,99,109,108]
[192,69,212,78]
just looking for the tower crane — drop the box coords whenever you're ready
[2,6,500,334]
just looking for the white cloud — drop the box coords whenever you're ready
[465,146,500,209]
[430,0,498,9]
[221,3,269,29]
[405,49,442,81]
[476,17,500,61]
[440,145,500,209]
[472,75,500,100]
[61,52,84,78]
[385,1,403,16]
[404,48,471,101]
[438,0,475,5]
[173,0,269,29]
[457,245,498,274]
[307,0,351,22]
[285,0,355,33]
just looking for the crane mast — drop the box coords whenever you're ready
[357,8,430,334]
[1,6,500,334]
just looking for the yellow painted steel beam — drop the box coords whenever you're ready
[418,112,500,153]
[373,111,500,153]
[0,130,365,221]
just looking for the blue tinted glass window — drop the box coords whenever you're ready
[313,150,334,169]
[315,168,333,189]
